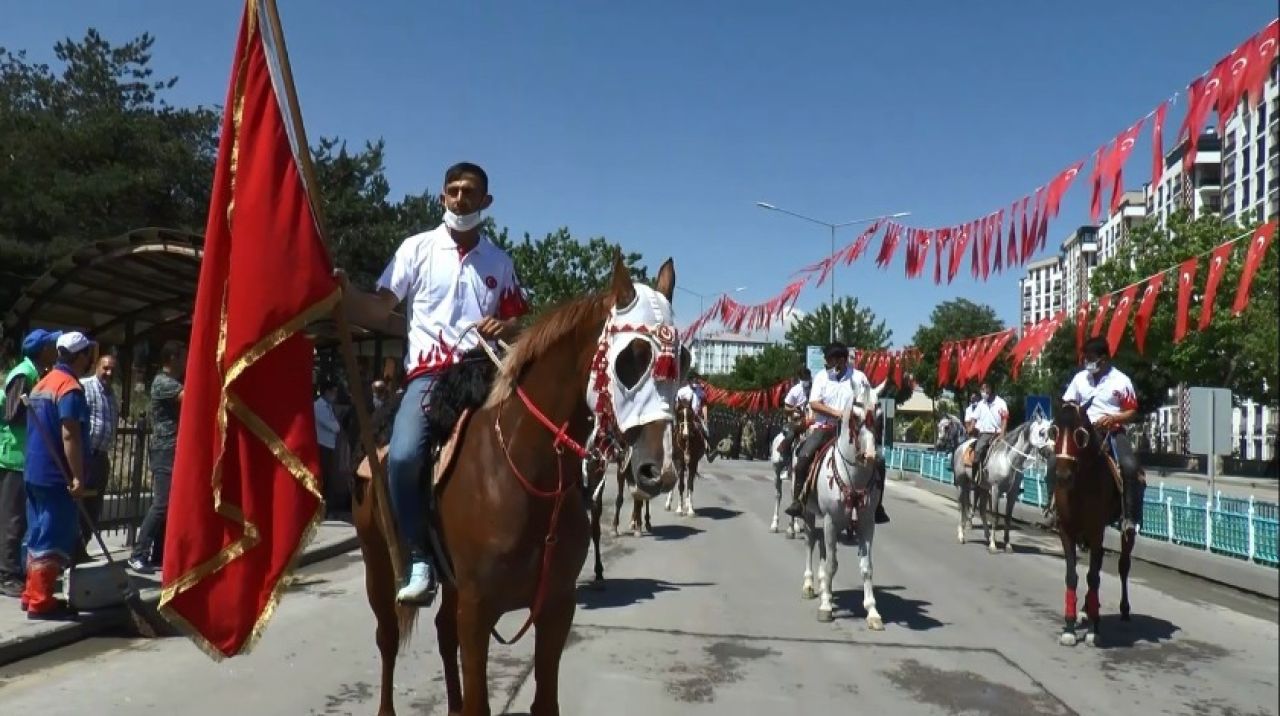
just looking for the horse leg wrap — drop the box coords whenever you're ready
[1064,588,1078,621]
[1085,589,1100,621]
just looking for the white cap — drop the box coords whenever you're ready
[56,331,95,354]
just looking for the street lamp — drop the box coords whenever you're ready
[756,202,910,343]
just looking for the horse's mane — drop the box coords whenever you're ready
[486,293,610,407]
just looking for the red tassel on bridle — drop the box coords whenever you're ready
[652,324,679,381]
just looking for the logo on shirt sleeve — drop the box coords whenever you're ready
[484,275,497,289]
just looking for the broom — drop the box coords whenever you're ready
[27,400,171,637]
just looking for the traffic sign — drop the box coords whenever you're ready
[1026,395,1051,422]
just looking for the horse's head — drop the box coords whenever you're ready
[590,254,680,499]
[837,380,883,460]
[1050,400,1096,483]
[1026,416,1054,457]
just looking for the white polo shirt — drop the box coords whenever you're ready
[377,226,528,379]
[808,366,870,428]
[676,385,703,414]
[973,397,1009,434]
[1063,367,1138,426]
[783,382,808,410]
[964,403,979,425]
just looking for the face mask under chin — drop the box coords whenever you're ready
[443,208,484,232]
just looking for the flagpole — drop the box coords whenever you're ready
[258,0,406,582]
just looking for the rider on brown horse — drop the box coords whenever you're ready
[1049,336,1144,534]
[340,162,527,607]
[784,342,890,524]
[676,373,715,462]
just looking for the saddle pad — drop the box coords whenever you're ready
[354,408,474,492]
[963,445,975,467]
[803,439,836,496]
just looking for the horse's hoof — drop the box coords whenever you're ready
[867,615,884,631]
[957,532,965,544]
[1120,611,1131,622]
[817,609,833,623]
[987,543,999,554]
[770,524,779,534]
[1003,543,1013,554]
[1059,632,1077,647]
[1077,612,1088,626]
[611,529,620,538]
[632,530,642,538]
[1085,632,1098,647]
[802,585,816,600]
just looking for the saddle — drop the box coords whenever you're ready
[799,437,837,504]
[354,407,475,494]
[963,444,975,468]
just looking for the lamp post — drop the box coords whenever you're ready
[755,202,910,343]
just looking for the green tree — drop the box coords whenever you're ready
[712,343,800,390]
[910,298,1006,401]
[496,229,648,317]
[784,297,891,354]
[1088,211,1275,406]
[0,30,219,310]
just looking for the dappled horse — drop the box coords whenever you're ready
[665,401,705,516]
[951,418,1053,552]
[1049,401,1137,647]
[935,413,965,454]
[352,256,681,716]
[769,411,807,537]
[799,383,885,628]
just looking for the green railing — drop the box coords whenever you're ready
[884,447,1279,568]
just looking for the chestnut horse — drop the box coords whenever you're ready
[1049,401,1137,648]
[665,401,705,516]
[354,256,681,716]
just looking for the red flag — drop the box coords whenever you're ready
[1198,242,1235,331]
[993,209,1005,273]
[1106,119,1145,215]
[1133,273,1164,354]
[1217,37,1254,126]
[1106,284,1140,356]
[1178,72,1222,172]
[842,220,883,265]
[1234,221,1278,314]
[1243,21,1278,111]
[161,0,340,658]
[1090,293,1113,337]
[934,229,949,284]
[876,223,902,268]
[1023,189,1043,262]
[1174,258,1198,343]
[937,343,952,387]
[1089,144,1108,224]
[1075,300,1090,356]
[1151,100,1168,187]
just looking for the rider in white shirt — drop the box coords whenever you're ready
[338,163,528,606]
[963,393,980,436]
[675,373,716,462]
[777,368,812,458]
[1056,336,1143,533]
[971,381,1009,478]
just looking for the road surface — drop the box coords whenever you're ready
[1,460,1275,715]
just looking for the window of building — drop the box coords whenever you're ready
[1258,169,1267,201]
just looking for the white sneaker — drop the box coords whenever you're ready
[396,560,437,606]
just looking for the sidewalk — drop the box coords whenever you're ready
[0,520,359,668]
[888,469,1279,600]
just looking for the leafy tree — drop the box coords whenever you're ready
[909,298,1006,401]
[1088,211,1274,406]
[710,343,800,390]
[784,297,891,354]
[495,229,648,317]
[0,30,219,311]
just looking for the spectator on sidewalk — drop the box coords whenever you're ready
[0,329,60,599]
[128,342,184,574]
[22,331,95,619]
[313,381,342,518]
[77,354,118,563]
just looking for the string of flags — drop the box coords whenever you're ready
[704,346,922,412]
[683,19,1277,337]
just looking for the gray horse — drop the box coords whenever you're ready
[935,413,965,454]
[951,418,1053,552]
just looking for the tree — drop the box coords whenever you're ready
[910,299,1006,400]
[784,297,891,354]
[495,229,648,317]
[712,343,800,390]
[1088,211,1275,406]
[0,30,219,311]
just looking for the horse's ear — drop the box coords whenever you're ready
[610,249,636,309]
[654,258,675,303]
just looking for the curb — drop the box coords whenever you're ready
[891,470,1280,601]
[0,532,361,668]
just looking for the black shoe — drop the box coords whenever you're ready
[874,505,890,525]
[27,601,78,621]
[127,557,155,574]
[784,499,804,518]
[706,451,716,463]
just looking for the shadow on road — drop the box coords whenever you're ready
[693,506,742,521]
[577,578,713,610]
[648,524,705,541]
[833,585,945,631]
[1095,613,1180,649]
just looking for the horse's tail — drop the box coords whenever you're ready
[396,604,420,651]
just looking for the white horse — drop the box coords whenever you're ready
[951,417,1053,552]
[769,431,802,537]
[800,383,885,629]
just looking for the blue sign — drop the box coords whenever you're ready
[1025,395,1051,422]
[806,345,825,377]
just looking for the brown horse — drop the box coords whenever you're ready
[354,256,681,716]
[1049,401,1137,648]
[665,401,705,516]
[611,453,653,538]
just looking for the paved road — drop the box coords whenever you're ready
[1,460,1276,715]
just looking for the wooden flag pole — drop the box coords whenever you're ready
[259,0,406,582]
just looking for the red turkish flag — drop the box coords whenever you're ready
[1091,293,1113,337]
[1075,301,1090,357]
[1107,119,1145,215]
[1133,273,1165,354]
[1023,189,1043,262]
[842,220,883,265]
[1217,37,1255,126]
[993,209,1005,274]
[937,343,952,387]
[1243,21,1278,111]
[1178,70,1223,172]
[161,0,340,658]
[1174,258,1198,343]
[934,229,950,284]
[1088,144,1108,224]
[1232,221,1277,315]
[1106,284,1140,356]
[876,223,902,268]
[1198,242,1235,331]
[1151,100,1168,187]
[1018,196,1031,264]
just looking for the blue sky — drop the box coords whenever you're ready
[4,1,1274,346]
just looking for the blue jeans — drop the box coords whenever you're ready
[388,375,435,564]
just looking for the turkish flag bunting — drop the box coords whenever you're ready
[1089,144,1107,224]
[1177,72,1221,172]
[934,229,949,284]
[1151,100,1168,187]
[1133,273,1164,354]
[977,332,1013,381]
[1174,257,1198,343]
[1090,293,1113,337]
[161,0,340,659]
[1075,300,1090,356]
[1198,242,1235,331]
[1216,39,1253,126]
[842,219,883,265]
[876,223,902,268]
[993,209,1005,274]
[1233,221,1277,314]
[1243,21,1278,111]
[1017,197,1030,264]
[1106,284,1140,356]
[1023,189,1043,262]
[1106,119,1145,215]
[937,343,952,387]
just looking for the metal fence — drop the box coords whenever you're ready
[884,446,1279,569]
[95,419,152,545]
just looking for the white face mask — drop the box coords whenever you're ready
[443,208,484,232]
[587,283,680,436]
[980,391,990,400]
[1085,361,1100,375]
